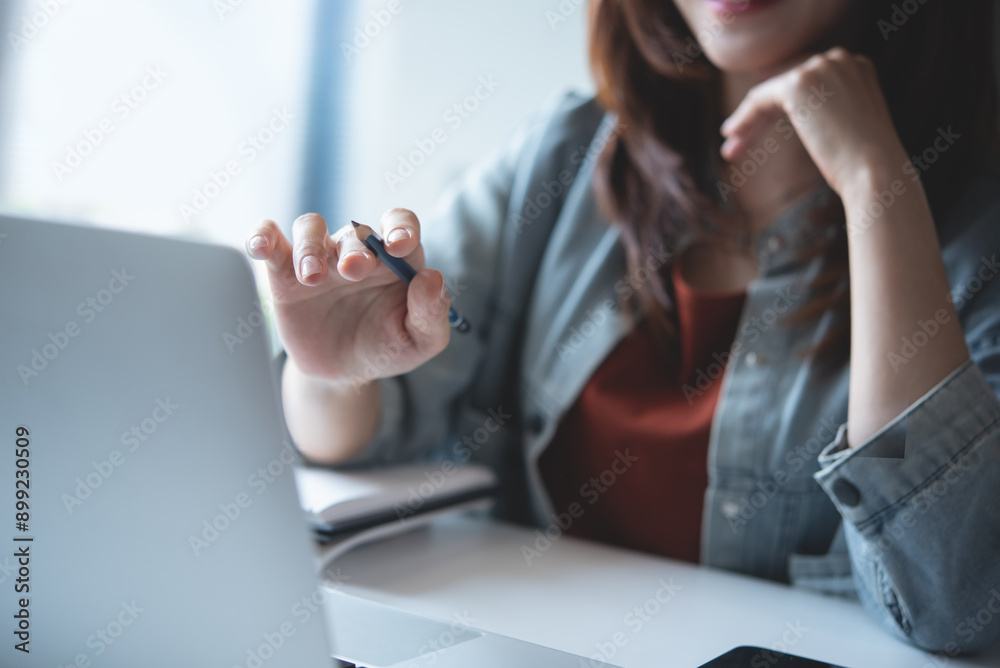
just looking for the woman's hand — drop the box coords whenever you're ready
[719,47,909,202]
[245,208,451,390]
[721,47,971,447]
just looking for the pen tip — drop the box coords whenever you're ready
[351,220,376,242]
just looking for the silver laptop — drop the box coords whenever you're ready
[0,215,618,668]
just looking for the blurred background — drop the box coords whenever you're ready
[0,0,592,249]
[6,0,995,320]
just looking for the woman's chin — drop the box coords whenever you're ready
[700,42,805,76]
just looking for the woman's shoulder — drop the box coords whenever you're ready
[528,90,607,139]
[435,90,607,211]
[509,90,610,175]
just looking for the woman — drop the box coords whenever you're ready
[246,0,1000,654]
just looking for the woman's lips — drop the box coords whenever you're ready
[704,0,783,16]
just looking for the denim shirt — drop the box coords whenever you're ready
[331,93,1000,653]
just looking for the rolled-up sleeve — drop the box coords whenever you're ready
[814,360,1000,653]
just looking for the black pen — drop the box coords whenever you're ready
[351,220,471,333]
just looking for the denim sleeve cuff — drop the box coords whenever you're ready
[813,360,1000,532]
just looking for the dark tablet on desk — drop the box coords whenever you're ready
[698,646,848,667]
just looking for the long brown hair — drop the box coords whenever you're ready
[589,0,999,361]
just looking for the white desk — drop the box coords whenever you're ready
[328,515,1000,668]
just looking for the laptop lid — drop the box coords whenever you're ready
[0,216,332,666]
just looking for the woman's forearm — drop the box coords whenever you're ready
[843,162,970,448]
[281,355,382,464]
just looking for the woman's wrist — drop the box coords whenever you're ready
[281,354,381,465]
[283,352,374,395]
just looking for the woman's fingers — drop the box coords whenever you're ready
[290,213,334,286]
[331,224,376,282]
[331,208,425,281]
[245,211,450,384]
[247,209,429,296]
[379,208,421,258]
[404,268,451,356]
[246,219,295,281]
[720,78,788,161]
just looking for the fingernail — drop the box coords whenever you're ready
[342,250,371,261]
[248,235,266,253]
[387,228,411,245]
[429,280,448,317]
[300,255,321,279]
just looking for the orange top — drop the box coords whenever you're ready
[538,261,746,563]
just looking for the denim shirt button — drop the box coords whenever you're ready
[832,478,861,507]
[745,351,758,367]
[721,500,740,518]
[767,235,783,252]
